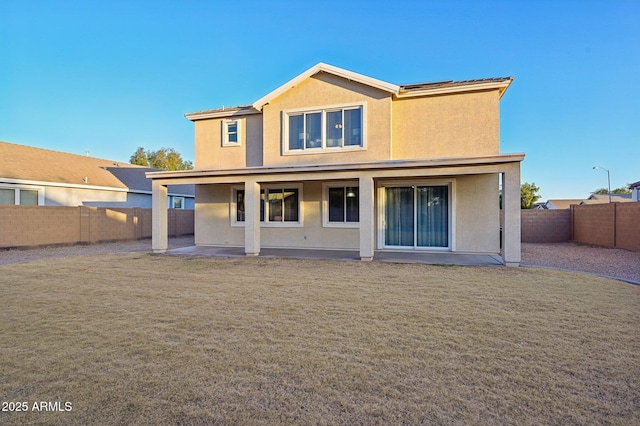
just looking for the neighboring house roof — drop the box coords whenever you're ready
[581,193,633,204]
[544,199,584,209]
[0,141,193,196]
[630,181,640,189]
[106,166,194,196]
[186,63,513,120]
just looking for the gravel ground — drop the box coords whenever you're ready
[0,237,195,266]
[522,242,640,284]
[1,237,638,284]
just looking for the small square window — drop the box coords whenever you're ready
[222,119,241,146]
[172,197,184,209]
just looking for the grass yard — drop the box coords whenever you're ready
[1,254,639,425]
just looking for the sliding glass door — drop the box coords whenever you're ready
[384,185,449,249]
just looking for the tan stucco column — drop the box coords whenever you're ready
[244,179,261,256]
[152,180,168,253]
[502,164,521,267]
[359,174,375,261]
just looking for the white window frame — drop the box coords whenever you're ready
[169,196,185,209]
[322,181,360,228]
[377,178,456,252]
[0,184,45,206]
[282,102,366,155]
[231,183,304,228]
[221,118,242,147]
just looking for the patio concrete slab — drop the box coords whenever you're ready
[164,246,503,266]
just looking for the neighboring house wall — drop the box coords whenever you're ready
[43,185,129,206]
[0,142,195,209]
[0,184,194,209]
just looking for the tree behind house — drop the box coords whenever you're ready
[520,182,541,209]
[130,147,193,171]
[593,187,631,195]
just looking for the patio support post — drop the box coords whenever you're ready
[502,164,521,267]
[152,180,168,253]
[244,179,261,256]
[359,174,375,261]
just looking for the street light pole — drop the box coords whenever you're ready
[593,166,611,203]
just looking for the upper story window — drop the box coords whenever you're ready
[222,119,241,146]
[283,104,365,154]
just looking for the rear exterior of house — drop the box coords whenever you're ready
[148,63,523,265]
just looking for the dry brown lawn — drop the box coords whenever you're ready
[1,254,639,425]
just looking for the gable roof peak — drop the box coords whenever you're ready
[252,63,400,111]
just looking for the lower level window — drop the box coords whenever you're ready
[329,187,359,222]
[0,188,14,205]
[236,187,300,224]
[0,187,40,205]
[170,197,185,209]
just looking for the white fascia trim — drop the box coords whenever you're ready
[397,80,513,99]
[127,189,195,197]
[0,178,129,192]
[252,63,400,111]
[185,108,260,122]
[146,153,526,181]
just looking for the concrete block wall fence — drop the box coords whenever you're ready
[0,206,193,249]
[571,202,640,251]
[2,204,636,251]
[520,203,640,251]
[521,210,571,243]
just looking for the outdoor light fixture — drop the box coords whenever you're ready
[593,166,611,203]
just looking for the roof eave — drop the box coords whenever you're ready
[147,153,525,180]
[397,78,514,100]
[185,107,261,122]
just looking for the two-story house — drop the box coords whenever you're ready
[148,63,524,266]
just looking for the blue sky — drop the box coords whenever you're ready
[1,0,638,200]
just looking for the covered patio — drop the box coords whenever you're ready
[148,154,523,266]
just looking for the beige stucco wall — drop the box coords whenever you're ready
[392,90,501,160]
[262,72,392,166]
[454,174,500,252]
[194,114,263,169]
[192,75,502,170]
[194,182,360,249]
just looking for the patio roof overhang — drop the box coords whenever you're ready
[146,153,525,185]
